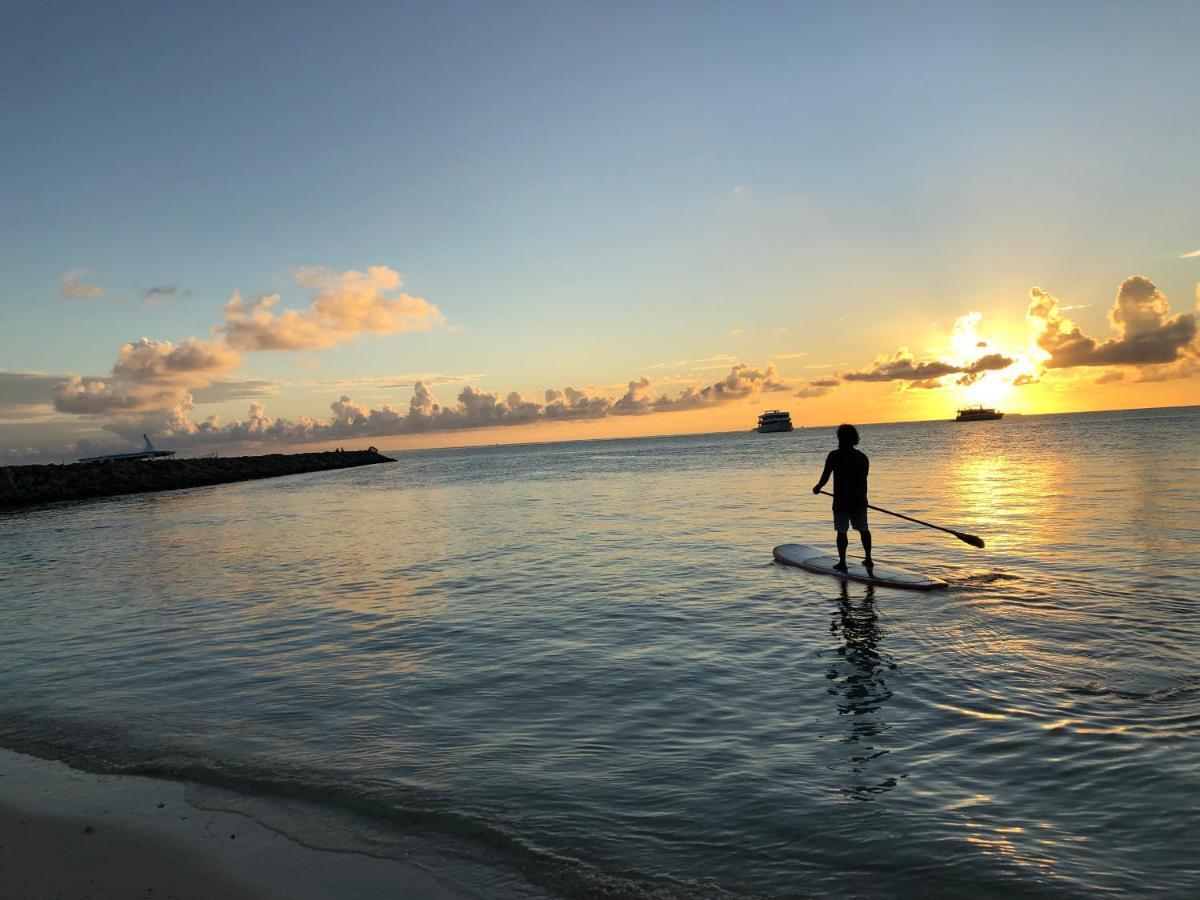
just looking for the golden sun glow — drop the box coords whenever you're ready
[959,375,1013,408]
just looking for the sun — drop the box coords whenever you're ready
[960,373,1013,408]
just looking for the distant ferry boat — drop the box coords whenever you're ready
[954,406,1004,422]
[757,410,794,433]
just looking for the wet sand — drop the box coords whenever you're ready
[0,749,463,900]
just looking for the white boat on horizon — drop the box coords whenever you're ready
[757,410,794,433]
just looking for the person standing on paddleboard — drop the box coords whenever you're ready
[812,424,872,572]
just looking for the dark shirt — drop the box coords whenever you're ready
[822,447,869,512]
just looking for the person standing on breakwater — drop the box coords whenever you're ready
[812,424,872,572]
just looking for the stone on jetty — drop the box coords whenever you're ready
[0,449,394,509]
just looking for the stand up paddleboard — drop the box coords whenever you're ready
[773,544,947,591]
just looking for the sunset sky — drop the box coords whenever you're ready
[2,1,1198,461]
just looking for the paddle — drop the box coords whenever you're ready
[818,490,985,549]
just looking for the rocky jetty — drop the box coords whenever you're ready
[0,449,394,509]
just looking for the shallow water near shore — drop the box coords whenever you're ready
[2,406,1198,897]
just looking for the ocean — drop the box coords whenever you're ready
[2,406,1198,898]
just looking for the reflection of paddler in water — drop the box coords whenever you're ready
[812,424,872,573]
[828,581,898,799]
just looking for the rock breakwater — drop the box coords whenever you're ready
[0,449,394,509]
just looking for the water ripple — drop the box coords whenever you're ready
[2,407,1198,896]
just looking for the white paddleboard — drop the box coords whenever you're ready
[773,543,947,591]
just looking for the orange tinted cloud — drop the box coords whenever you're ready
[221,266,444,351]
[111,364,790,446]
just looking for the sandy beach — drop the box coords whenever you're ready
[0,749,464,900]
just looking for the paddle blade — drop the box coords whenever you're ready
[954,530,986,549]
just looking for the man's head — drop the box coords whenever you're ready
[836,423,860,448]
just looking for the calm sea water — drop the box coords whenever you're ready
[2,406,1198,897]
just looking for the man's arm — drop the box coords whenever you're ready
[812,452,834,494]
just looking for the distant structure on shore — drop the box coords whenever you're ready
[3,447,394,509]
[757,410,794,433]
[79,434,176,464]
[953,406,1004,422]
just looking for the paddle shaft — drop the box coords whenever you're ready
[818,490,983,546]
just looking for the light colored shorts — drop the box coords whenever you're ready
[834,508,869,532]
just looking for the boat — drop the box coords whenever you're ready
[757,410,794,433]
[79,433,176,463]
[953,406,1003,422]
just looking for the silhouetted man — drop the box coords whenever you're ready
[812,424,872,572]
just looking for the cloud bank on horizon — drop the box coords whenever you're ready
[4,267,1199,462]
[100,363,787,451]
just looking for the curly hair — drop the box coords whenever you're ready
[836,423,859,447]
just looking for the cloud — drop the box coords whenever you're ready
[794,377,840,398]
[1133,357,1200,383]
[296,372,485,392]
[111,337,241,384]
[108,364,791,448]
[841,349,1014,384]
[1180,249,1200,258]
[142,284,191,306]
[631,363,787,413]
[0,371,63,423]
[53,338,241,415]
[53,375,179,415]
[0,403,56,422]
[21,262,452,455]
[1027,277,1196,369]
[190,379,279,404]
[221,266,444,351]
[729,328,745,336]
[1,371,64,411]
[59,269,104,299]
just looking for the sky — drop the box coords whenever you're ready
[2,1,1198,462]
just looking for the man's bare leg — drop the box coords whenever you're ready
[834,531,849,572]
[861,528,873,569]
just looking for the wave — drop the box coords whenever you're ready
[0,711,737,900]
